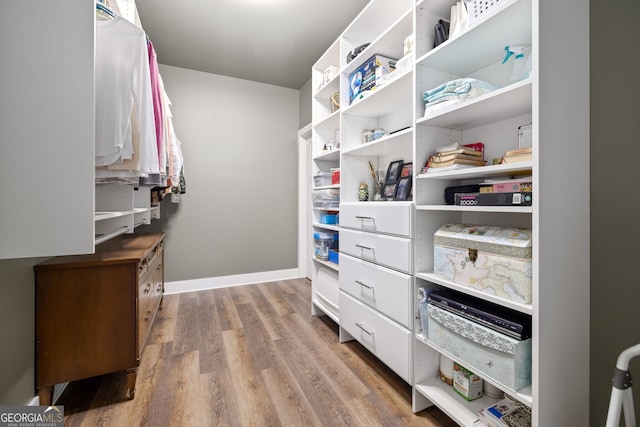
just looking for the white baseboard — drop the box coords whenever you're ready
[164,268,300,295]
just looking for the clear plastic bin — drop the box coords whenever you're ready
[314,231,338,260]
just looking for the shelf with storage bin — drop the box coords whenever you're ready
[342,126,413,157]
[342,7,413,77]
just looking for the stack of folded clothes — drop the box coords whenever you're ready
[423,78,497,115]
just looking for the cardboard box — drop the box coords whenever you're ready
[433,224,532,303]
[428,303,532,390]
[453,363,483,401]
[348,54,396,104]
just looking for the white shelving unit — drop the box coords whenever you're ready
[314,0,589,425]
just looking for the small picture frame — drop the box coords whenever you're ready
[394,177,412,201]
[400,162,413,178]
[385,160,403,184]
[383,183,397,200]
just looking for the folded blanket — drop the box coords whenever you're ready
[423,78,497,107]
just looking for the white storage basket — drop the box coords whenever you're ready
[465,0,517,27]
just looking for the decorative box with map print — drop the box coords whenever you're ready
[433,224,532,304]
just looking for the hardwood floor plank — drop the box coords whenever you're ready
[234,302,278,371]
[222,328,281,426]
[260,366,323,427]
[214,288,243,332]
[172,294,198,355]
[196,291,226,375]
[199,370,242,427]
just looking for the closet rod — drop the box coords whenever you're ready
[94,226,129,246]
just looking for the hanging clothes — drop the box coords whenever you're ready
[95,16,159,174]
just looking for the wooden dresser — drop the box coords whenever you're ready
[34,232,165,405]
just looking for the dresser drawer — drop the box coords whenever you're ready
[340,292,411,383]
[340,202,412,237]
[340,228,412,273]
[339,254,412,328]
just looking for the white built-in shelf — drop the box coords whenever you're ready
[313,109,340,130]
[343,69,413,118]
[314,74,340,100]
[312,150,340,162]
[343,127,413,157]
[415,272,533,315]
[417,79,532,130]
[94,211,134,221]
[414,377,497,427]
[416,204,532,214]
[417,162,532,180]
[312,223,339,232]
[422,337,533,407]
[312,184,340,191]
[343,8,413,76]
[415,0,532,76]
[313,257,339,272]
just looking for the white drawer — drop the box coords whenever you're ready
[340,228,412,274]
[340,202,412,237]
[340,292,412,383]
[339,254,412,328]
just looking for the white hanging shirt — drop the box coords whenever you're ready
[95,17,158,174]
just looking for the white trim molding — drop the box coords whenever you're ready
[164,268,300,295]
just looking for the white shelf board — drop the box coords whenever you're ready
[312,150,340,162]
[314,74,340,99]
[312,184,340,191]
[313,109,340,130]
[342,127,413,157]
[343,69,413,118]
[415,204,532,214]
[313,257,339,272]
[423,339,533,407]
[415,272,533,315]
[415,0,532,76]
[312,223,340,232]
[417,79,532,130]
[417,161,532,180]
[414,378,496,427]
[94,210,134,221]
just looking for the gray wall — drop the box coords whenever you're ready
[589,0,640,424]
[299,78,312,127]
[142,64,300,283]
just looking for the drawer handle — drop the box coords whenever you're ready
[355,323,373,336]
[139,259,148,274]
[144,283,152,294]
[355,216,374,221]
[355,280,374,290]
[355,244,374,252]
[144,310,152,322]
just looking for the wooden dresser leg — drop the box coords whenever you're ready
[39,386,53,406]
[126,368,137,400]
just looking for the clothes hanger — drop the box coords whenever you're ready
[96,1,117,20]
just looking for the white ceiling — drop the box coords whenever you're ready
[135,0,370,90]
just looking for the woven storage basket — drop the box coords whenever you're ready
[330,92,340,113]
[465,0,516,27]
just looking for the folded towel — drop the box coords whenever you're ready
[423,78,497,107]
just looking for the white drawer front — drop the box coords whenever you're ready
[340,228,412,274]
[340,202,412,237]
[340,292,411,383]
[339,254,412,328]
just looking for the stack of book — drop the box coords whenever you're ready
[499,147,532,164]
[478,397,531,426]
[422,143,486,173]
[453,177,533,206]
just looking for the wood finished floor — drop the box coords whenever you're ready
[58,278,457,427]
